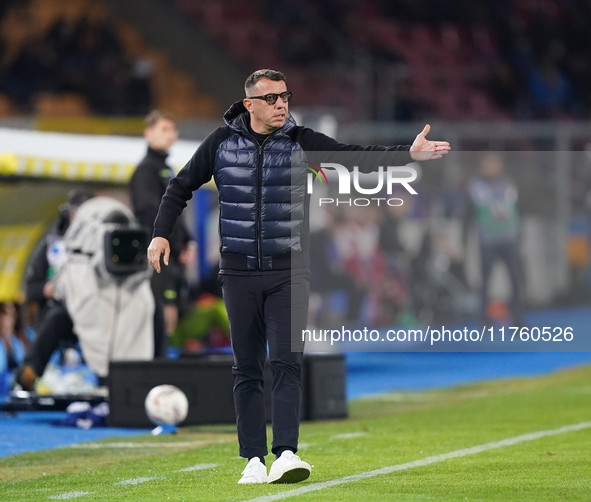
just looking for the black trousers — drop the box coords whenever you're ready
[24,302,77,376]
[480,242,524,323]
[219,269,310,459]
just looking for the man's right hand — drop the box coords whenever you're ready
[148,237,170,273]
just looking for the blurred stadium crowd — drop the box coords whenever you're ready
[3,0,591,120]
[178,0,591,120]
[0,0,151,115]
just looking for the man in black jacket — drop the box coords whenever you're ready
[130,111,195,356]
[148,69,450,484]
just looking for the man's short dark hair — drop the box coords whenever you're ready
[144,110,178,129]
[244,69,287,96]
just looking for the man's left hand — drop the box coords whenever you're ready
[410,124,451,161]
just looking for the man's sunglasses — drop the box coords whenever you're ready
[247,91,292,105]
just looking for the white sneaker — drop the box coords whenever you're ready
[237,457,268,484]
[267,450,311,484]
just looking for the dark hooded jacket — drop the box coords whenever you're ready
[130,147,192,262]
[153,101,413,273]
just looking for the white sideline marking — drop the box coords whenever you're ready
[115,476,163,486]
[46,458,217,499]
[68,441,213,449]
[48,492,94,500]
[331,432,367,440]
[240,421,591,502]
[178,463,218,472]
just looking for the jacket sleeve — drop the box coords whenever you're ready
[129,163,162,232]
[292,127,413,172]
[153,127,229,240]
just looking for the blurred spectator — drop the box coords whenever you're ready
[16,298,78,391]
[25,189,95,329]
[527,58,573,117]
[0,303,26,374]
[17,190,95,390]
[463,153,524,325]
[128,58,153,115]
[129,110,195,354]
[0,39,49,111]
[13,302,35,348]
[309,210,365,326]
[332,205,408,325]
[378,195,415,323]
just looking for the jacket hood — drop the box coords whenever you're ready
[223,100,297,135]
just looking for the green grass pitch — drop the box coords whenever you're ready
[2,364,590,501]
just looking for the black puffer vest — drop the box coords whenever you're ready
[215,102,307,271]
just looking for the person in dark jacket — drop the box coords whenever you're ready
[129,110,195,356]
[147,69,450,484]
[25,189,95,326]
[463,153,524,325]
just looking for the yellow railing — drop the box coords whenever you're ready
[35,117,146,136]
[0,153,135,184]
[0,224,46,302]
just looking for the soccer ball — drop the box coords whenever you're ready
[144,384,189,426]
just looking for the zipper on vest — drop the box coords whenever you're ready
[254,136,271,271]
